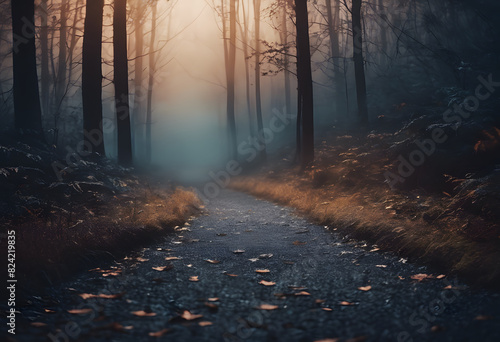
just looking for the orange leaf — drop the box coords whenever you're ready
[131,310,156,317]
[259,280,276,286]
[152,265,173,272]
[255,269,270,274]
[149,328,170,337]
[207,297,219,302]
[44,308,56,313]
[256,304,278,310]
[358,286,372,291]
[339,301,354,306]
[189,276,199,282]
[205,259,220,264]
[180,310,203,321]
[315,299,326,304]
[293,241,306,246]
[411,274,434,282]
[436,274,446,279]
[322,308,333,311]
[165,257,180,261]
[136,257,149,262]
[199,321,213,327]
[295,291,311,296]
[68,308,93,315]
[225,273,238,277]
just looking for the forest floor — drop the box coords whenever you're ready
[0,138,202,291]
[232,104,500,289]
[6,190,500,341]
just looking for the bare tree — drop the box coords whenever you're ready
[113,0,133,165]
[351,0,368,126]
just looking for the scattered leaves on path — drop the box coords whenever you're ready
[255,269,270,274]
[180,310,203,320]
[411,274,434,282]
[339,301,355,306]
[256,304,278,310]
[79,293,124,300]
[358,286,372,291]
[68,308,93,315]
[165,256,181,261]
[149,328,170,337]
[152,265,173,272]
[259,280,276,286]
[131,310,156,317]
[189,276,199,282]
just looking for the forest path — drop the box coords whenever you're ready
[14,190,500,341]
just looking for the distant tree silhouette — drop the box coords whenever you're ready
[82,0,105,155]
[113,0,133,166]
[11,0,43,139]
[352,0,368,126]
[294,0,314,168]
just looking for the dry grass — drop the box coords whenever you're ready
[10,187,201,288]
[231,176,500,288]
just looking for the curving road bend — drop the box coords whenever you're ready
[10,190,500,341]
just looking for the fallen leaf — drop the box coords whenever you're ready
[322,308,333,311]
[474,315,494,321]
[256,304,278,310]
[233,249,245,254]
[79,293,124,300]
[255,269,270,274]
[165,256,180,261]
[358,286,372,291]
[199,321,213,327]
[136,257,149,262]
[436,274,446,279]
[131,310,156,317]
[68,308,93,315]
[411,274,434,282]
[205,259,220,264]
[44,308,56,313]
[293,241,306,246]
[180,310,203,320]
[295,291,311,296]
[259,254,273,259]
[248,258,259,262]
[375,265,387,268]
[315,299,326,304]
[225,273,238,277]
[152,265,173,272]
[207,297,219,302]
[102,271,121,277]
[259,280,276,286]
[398,276,405,280]
[189,276,199,282]
[30,322,47,327]
[149,328,170,337]
[369,248,380,252]
[339,301,354,306]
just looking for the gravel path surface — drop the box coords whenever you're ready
[8,190,500,341]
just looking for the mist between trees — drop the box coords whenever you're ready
[1,0,499,173]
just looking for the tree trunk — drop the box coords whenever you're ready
[113,0,133,166]
[326,0,345,117]
[133,1,145,161]
[225,0,238,160]
[295,0,314,168]
[254,0,266,162]
[240,0,254,136]
[280,0,291,116]
[82,0,105,155]
[11,0,44,138]
[352,0,368,126]
[40,0,49,117]
[55,0,67,113]
[146,0,158,164]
